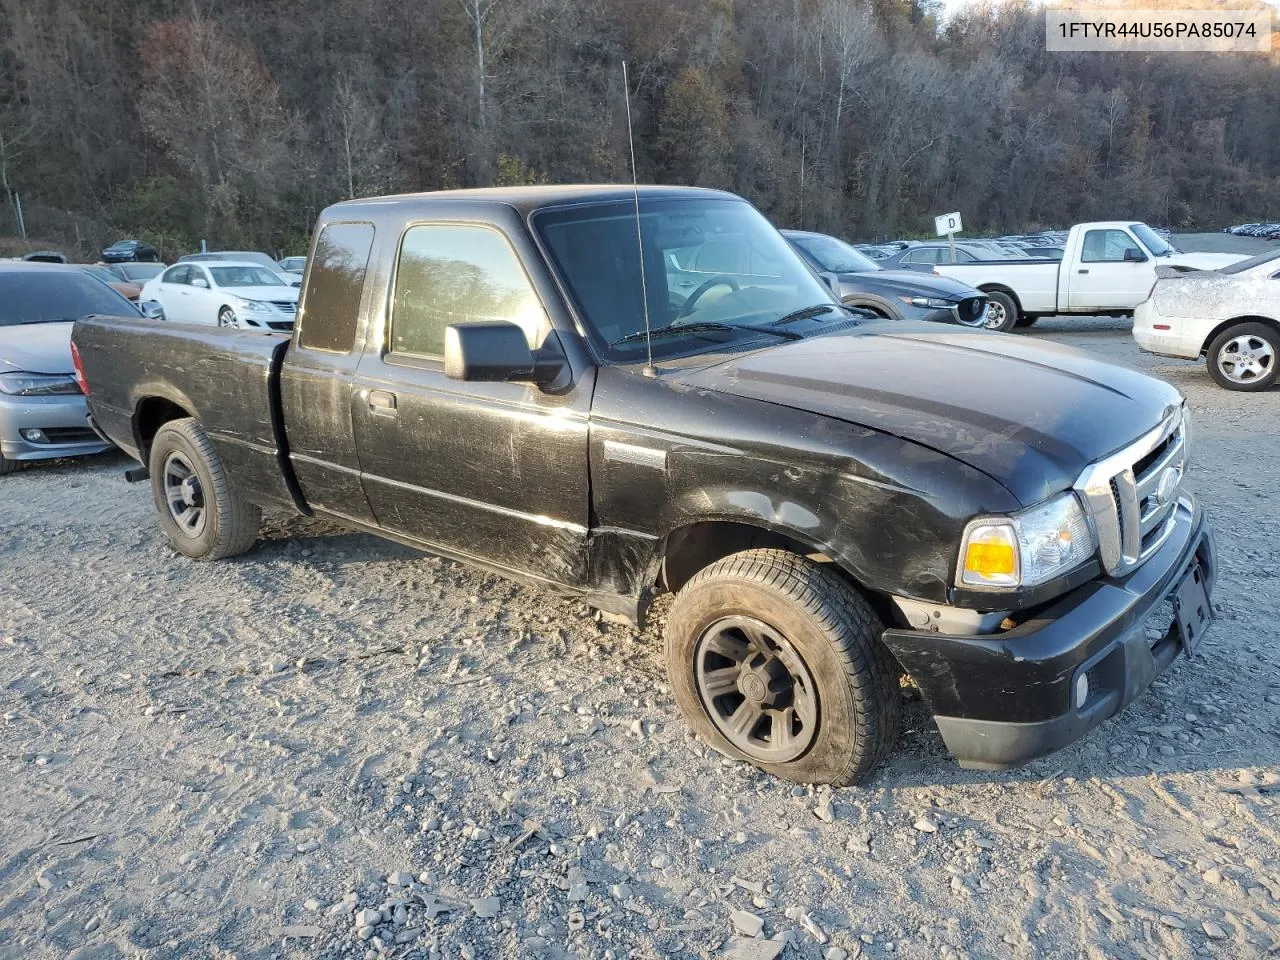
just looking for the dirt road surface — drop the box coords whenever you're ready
[2,318,1278,960]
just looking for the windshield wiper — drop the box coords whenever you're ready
[773,302,851,326]
[611,321,802,347]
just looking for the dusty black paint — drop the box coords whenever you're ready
[72,186,1209,769]
[73,185,1183,615]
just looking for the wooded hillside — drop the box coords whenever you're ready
[1,0,1277,256]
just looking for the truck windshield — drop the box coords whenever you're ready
[535,198,837,362]
[0,270,138,325]
[790,234,881,273]
[1131,224,1177,257]
[210,266,284,288]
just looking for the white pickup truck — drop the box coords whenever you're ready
[930,222,1247,332]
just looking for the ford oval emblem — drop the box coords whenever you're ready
[1155,466,1181,506]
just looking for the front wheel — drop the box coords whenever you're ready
[982,291,1019,332]
[148,418,261,560]
[217,307,238,329]
[1206,322,1278,391]
[0,453,17,476]
[665,549,902,785]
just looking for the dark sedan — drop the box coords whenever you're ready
[783,230,990,327]
[101,239,160,264]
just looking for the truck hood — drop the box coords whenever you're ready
[674,324,1182,506]
[837,270,980,301]
[1165,252,1247,270]
[222,285,299,302]
[0,321,75,374]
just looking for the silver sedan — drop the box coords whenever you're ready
[0,263,137,474]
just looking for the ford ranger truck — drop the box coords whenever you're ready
[927,221,1247,332]
[72,186,1216,784]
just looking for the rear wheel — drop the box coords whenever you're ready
[148,418,260,560]
[665,549,902,785]
[1206,322,1278,391]
[982,291,1019,332]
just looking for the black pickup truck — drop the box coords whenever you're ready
[72,185,1216,784]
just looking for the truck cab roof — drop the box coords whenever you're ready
[330,184,739,217]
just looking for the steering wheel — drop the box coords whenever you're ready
[674,275,741,322]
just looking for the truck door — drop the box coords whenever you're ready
[350,221,591,586]
[278,221,380,524]
[1066,227,1155,311]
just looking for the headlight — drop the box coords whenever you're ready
[237,299,272,314]
[899,296,955,309]
[0,372,82,396]
[958,492,1096,589]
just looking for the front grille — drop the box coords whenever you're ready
[956,297,986,323]
[266,320,294,332]
[270,301,297,313]
[1076,409,1186,576]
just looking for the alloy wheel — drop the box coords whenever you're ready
[1217,334,1274,384]
[162,452,207,538]
[693,616,819,763]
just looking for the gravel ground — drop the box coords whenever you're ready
[2,318,1278,960]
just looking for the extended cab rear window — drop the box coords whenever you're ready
[297,222,375,353]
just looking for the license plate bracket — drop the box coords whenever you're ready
[1172,562,1211,657]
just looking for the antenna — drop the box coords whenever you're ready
[622,61,656,377]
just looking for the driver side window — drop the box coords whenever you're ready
[163,265,191,285]
[1081,229,1137,263]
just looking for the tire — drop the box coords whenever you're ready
[217,307,238,329]
[664,549,902,786]
[982,291,1019,332]
[148,417,261,560]
[0,453,17,476]
[1206,322,1279,392]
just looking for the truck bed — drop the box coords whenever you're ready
[73,317,301,511]
[930,260,1061,314]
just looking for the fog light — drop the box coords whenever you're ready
[20,428,47,443]
[1075,672,1090,709]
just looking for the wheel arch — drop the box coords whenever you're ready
[132,392,197,463]
[841,293,901,320]
[657,518,898,626]
[976,283,1022,313]
[1198,315,1280,356]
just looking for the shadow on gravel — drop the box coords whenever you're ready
[3,448,130,478]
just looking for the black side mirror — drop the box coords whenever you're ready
[1123,247,1147,263]
[444,322,565,386]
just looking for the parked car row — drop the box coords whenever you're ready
[1223,222,1280,240]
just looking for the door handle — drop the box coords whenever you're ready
[367,389,397,416]
[1077,269,1089,274]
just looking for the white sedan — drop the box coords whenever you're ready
[1134,249,1280,391]
[140,262,298,332]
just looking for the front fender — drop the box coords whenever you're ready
[662,440,1014,604]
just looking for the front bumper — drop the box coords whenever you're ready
[882,498,1214,769]
[905,296,989,327]
[0,393,112,462]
